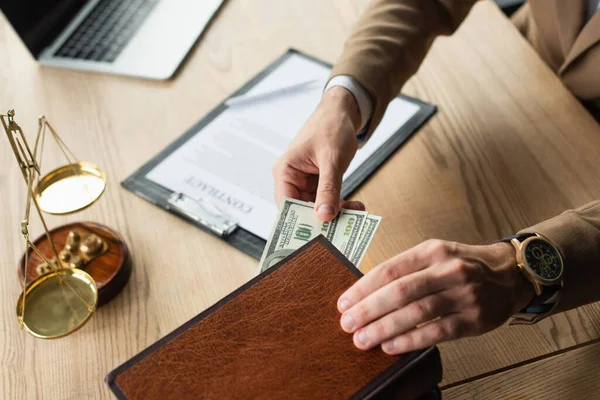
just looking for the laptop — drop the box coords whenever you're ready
[0,0,224,80]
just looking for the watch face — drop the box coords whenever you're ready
[523,238,563,281]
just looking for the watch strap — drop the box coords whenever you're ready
[499,232,536,243]
[524,285,559,312]
[510,290,561,325]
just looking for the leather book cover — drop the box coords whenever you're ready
[106,236,442,399]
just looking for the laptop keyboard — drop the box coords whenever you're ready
[55,0,159,63]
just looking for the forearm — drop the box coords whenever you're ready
[330,0,478,137]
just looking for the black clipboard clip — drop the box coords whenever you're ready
[167,193,238,237]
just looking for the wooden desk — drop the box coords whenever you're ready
[443,340,600,399]
[1,1,599,399]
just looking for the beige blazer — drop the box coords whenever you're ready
[330,0,600,320]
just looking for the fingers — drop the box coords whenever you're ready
[380,314,468,355]
[298,191,315,202]
[340,260,475,334]
[338,239,473,314]
[337,242,437,313]
[314,165,343,221]
[274,180,300,206]
[272,161,365,211]
[340,200,365,211]
[273,162,319,205]
[352,292,455,350]
[335,239,506,354]
[340,269,436,334]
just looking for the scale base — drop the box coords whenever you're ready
[19,222,131,307]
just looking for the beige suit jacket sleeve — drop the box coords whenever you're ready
[331,0,600,320]
[330,0,478,137]
[514,201,600,321]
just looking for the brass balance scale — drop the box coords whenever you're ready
[2,110,131,339]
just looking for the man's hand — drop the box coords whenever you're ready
[337,240,535,354]
[273,87,364,221]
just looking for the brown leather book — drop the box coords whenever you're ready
[106,236,442,399]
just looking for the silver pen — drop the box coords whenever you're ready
[225,79,323,108]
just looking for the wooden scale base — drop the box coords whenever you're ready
[19,222,131,307]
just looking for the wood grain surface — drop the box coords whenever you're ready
[1,1,600,399]
[442,340,600,399]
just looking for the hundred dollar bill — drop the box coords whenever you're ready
[258,197,333,273]
[258,197,382,273]
[327,209,368,258]
[350,214,382,266]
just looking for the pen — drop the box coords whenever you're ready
[225,79,323,108]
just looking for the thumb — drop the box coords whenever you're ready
[315,166,343,221]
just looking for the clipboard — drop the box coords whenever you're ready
[122,49,437,260]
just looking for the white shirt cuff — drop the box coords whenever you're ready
[324,75,373,133]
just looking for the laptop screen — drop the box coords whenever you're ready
[0,0,87,57]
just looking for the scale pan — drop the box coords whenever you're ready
[16,268,98,339]
[35,162,106,215]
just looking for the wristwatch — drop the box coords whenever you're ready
[500,233,564,319]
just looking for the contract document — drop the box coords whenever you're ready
[123,50,435,254]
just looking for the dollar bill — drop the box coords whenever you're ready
[349,214,382,266]
[258,197,382,273]
[258,197,332,273]
[327,209,368,258]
